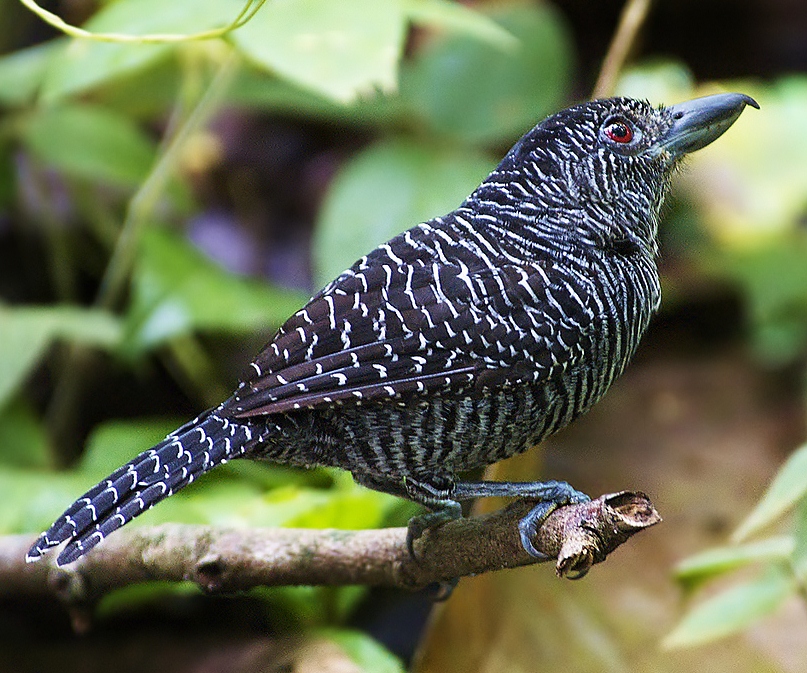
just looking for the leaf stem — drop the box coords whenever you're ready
[18,0,267,44]
[591,0,653,99]
[96,50,238,311]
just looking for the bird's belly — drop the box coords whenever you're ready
[282,370,601,481]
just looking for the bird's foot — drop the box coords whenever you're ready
[517,483,590,558]
[452,479,590,558]
[406,501,462,559]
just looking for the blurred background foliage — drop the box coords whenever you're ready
[1,0,806,671]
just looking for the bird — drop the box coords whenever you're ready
[27,92,757,567]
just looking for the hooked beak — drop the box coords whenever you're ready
[655,93,759,157]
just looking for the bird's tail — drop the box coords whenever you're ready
[26,409,256,566]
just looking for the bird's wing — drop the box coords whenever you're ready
[226,253,593,417]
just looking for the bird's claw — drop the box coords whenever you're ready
[406,516,426,558]
[518,486,590,558]
[406,502,462,559]
[518,502,554,559]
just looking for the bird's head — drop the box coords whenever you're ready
[483,93,758,253]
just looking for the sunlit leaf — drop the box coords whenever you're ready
[0,401,51,470]
[733,443,807,542]
[40,0,244,101]
[229,64,405,128]
[317,628,406,673]
[313,138,494,286]
[67,418,390,532]
[96,581,200,621]
[685,77,807,244]
[232,0,407,103]
[405,0,516,50]
[0,41,60,107]
[0,304,122,411]
[21,104,156,188]
[125,228,307,352]
[79,417,181,479]
[708,238,807,364]
[664,566,793,649]
[92,55,186,121]
[400,2,573,145]
[279,485,398,530]
[674,536,794,590]
[113,475,390,532]
[0,466,88,535]
[217,460,333,491]
[791,497,807,584]
[615,59,695,105]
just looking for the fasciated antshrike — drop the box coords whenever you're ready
[28,93,757,566]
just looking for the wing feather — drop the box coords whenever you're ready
[226,248,592,417]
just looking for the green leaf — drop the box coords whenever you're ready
[218,460,334,491]
[78,418,181,479]
[313,138,494,286]
[0,304,122,410]
[315,628,406,673]
[277,485,398,530]
[40,0,244,101]
[674,536,794,590]
[117,475,390,532]
[0,41,60,107]
[125,228,307,352]
[21,104,156,188]
[791,497,807,584]
[232,0,407,104]
[0,401,51,470]
[664,566,793,649]
[91,54,186,121]
[615,59,695,105]
[733,443,807,542]
[405,0,516,50]
[96,581,201,621]
[400,2,573,145]
[0,466,88,535]
[229,64,405,128]
[696,77,807,240]
[708,237,807,364]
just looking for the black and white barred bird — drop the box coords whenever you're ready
[28,93,757,566]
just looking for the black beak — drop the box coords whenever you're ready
[655,93,759,157]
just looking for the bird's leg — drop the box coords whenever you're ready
[401,474,464,600]
[453,480,590,558]
[406,501,463,555]
[401,474,462,557]
[400,477,589,560]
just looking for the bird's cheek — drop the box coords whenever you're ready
[566,158,621,204]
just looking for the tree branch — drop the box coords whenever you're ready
[1,492,659,607]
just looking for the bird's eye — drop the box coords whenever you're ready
[602,118,634,144]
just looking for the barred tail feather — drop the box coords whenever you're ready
[26,410,255,566]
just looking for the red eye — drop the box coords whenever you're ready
[604,120,634,144]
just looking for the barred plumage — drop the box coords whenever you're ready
[28,93,757,565]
